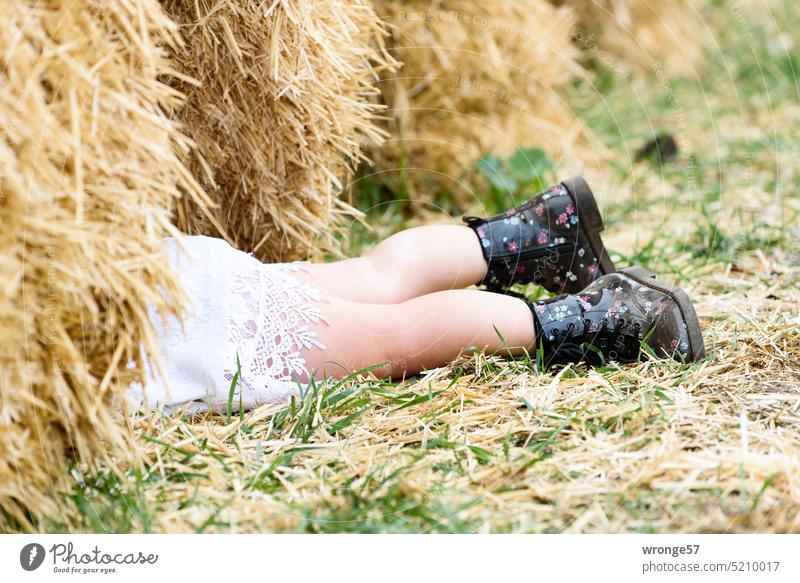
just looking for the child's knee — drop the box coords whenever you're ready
[360,253,409,304]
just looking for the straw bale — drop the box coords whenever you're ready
[552,0,704,77]
[0,0,206,530]
[370,0,589,201]
[163,0,392,262]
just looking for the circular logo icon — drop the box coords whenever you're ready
[20,543,46,571]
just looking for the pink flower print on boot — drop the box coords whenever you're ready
[462,176,616,294]
[528,267,704,366]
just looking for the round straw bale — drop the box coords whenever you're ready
[0,0,206,530]
[552,0,704,77]
[370,0,588,202]
[163,0,393,262]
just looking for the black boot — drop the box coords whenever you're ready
[464,176,615,295]
[528,266,705,367]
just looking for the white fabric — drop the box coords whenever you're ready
[128,236,327,413]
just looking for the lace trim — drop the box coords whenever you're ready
[223,262,327,397]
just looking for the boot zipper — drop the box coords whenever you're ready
[463,214,578,259]
[463,203,535,225]
[497,241,576,261]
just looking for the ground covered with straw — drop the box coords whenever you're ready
[10,0,800,533]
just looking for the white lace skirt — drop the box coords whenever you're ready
[128,236,327,413]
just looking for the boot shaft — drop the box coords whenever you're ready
[465,177,614,294]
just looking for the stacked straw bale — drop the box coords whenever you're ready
[163,0,392,262]
[553,0,703,76]
[371,0,586,200]
[0,0,206,529]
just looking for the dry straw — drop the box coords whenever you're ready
[0,0,207,530]
[163,0,394,262]
[553,0,704,76]
[371,0,589,202]
[98,270,800,532]
[65,153,800,533]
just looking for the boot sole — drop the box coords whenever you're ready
[619,266,706,362]
[561,176,617,277]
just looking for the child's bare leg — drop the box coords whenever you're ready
[300,289,534,380]
[296,225,487,303]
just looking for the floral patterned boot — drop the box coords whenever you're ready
[464,176,615,294]
[529,266,705,367]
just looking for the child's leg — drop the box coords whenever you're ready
[300,289,534,380]
[296,225,488,304]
